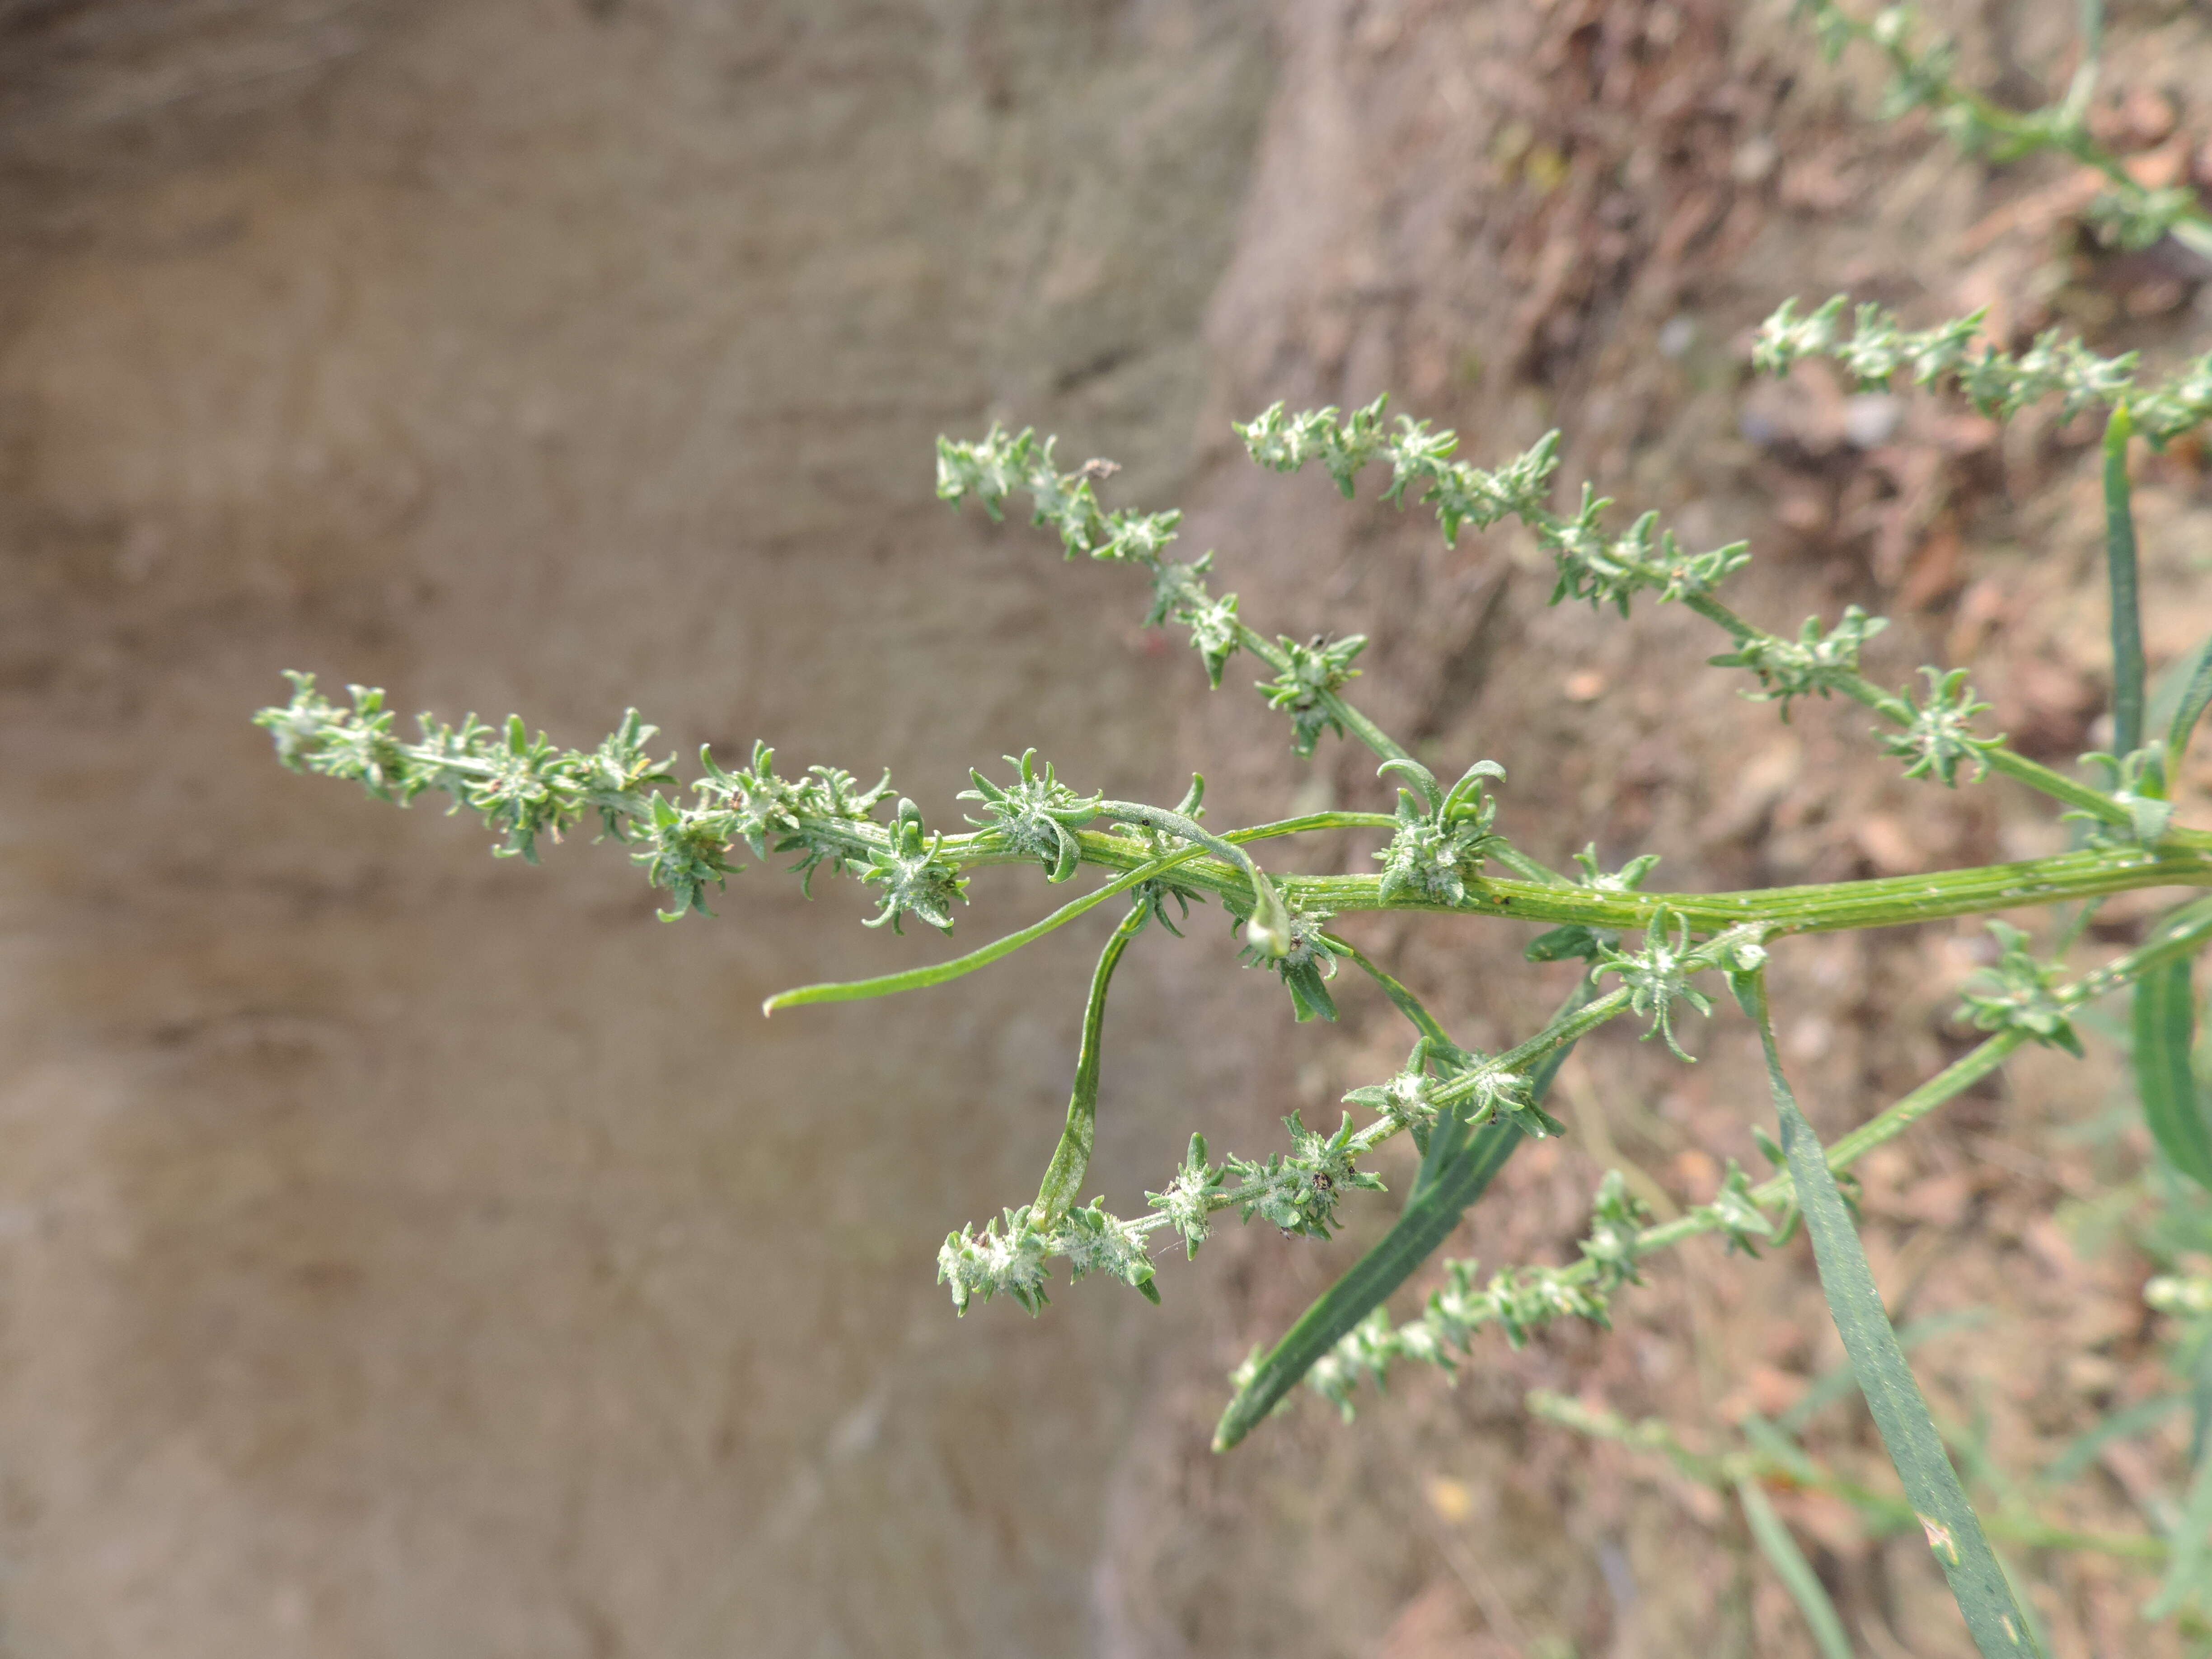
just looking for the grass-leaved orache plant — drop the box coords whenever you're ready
[258,320,2209,1646]
[257,8,2212,1652]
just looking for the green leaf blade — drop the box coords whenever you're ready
[1739,969,2043,1658]
[2133,958,2212,1190]
[1737,1476,1857,1659]
[761,855,1189,1012]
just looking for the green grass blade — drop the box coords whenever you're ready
[1737,968,2043,1658]
[1033,904,1148,1226]
[2134,958,2212,1190]
[2038,1394,2182,1488]
[1737,1476,1856,1659]
[2163,635,2212,783]
[2146,1442,2212,1619]
[1210,982,1594,1453]
[2104,404,2145,757]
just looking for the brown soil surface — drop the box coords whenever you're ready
[6,1,2212,1656]
[1100,4,2212,1658]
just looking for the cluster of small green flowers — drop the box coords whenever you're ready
[1540,487,1752,617]
[1882,667,2004,788]
[1298,1172,1657,1420]
[1690,1159,1789,1256]
[859,798,970,935]
[1789,2,2212,254]
[1342,1037,1565,1143]
[956,749,1101,884]
[686,745,966,931]
[254,672,988,928]
[2146,1275,2212,1317]
[2067,746,2175,846]
[256,672,674,857]
[1754,296,2141,423]
[1593,909,1720,1062]
[1340,1040,1452,1136]
[1237,901,1349,1023]
[938,1110,1401,1315]
[1708,607,1890,720]
[1957,921,2086,1056]
[943,1007,1591,1322]
[2135,354,2212,446]
[1258,634,1369,757]
[937,1200,1158,1314]
[1372,756,1509,906]
[935,425,1245,684]
[933,428,1181,563]
[1143,553,1242,687]
[1236,399,1749,615]
[938,424,1320,735]
[1225,1112,1392,1238]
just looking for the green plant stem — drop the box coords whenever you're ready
[1681,591,2189,838]
[1233,622,1410,765]
[1812,0,2212,262]
[2105,404,2146,757]
[1276,845,2212,933]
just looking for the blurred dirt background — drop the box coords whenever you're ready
[5,0,2212,1655]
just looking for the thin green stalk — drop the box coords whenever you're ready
[1737,1476,1856,1659]
[1332,939,1457,1050]
[1097,799,1293,955]
[1682,591,2179,837]
[1279,844,2212,934]
[2105,404,2146,758]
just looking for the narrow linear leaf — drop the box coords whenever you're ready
[2039,1394,2183,1489]
[2134,956,2212,1190]
[763,851,1199,1012]
[1033,904,1149,1228]
[1735,968,2042,1659]
[2104,403,2145,758]
[1211,982,1594,1453]
[2146,1443,2212,1620]
[2168,633,2212,801]
[1737,1476,1857,1659]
